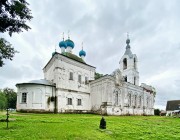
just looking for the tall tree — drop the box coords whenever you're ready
[3,88,17,109]
[0,38,17,67]
[0,0,33,67]
[0,90,7,110]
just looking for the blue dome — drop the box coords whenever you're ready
[65,39,74,48]
[59,41,67,48]
[79,50,86,57]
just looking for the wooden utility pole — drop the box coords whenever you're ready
[6,108,9,129]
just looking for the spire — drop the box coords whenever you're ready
[127,32,129,39]
[68,30,70,39]
[124,32,132,57]
[126,32,130,49]
[62,32,64,41]
[82,42,83,50]
[59,32,67,53]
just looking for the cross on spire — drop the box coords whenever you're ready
[62,32,64,41]
[82,42,83,50]
[127,32,129,39]
[68,30,70,39]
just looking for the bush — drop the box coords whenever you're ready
[154,109,160,116]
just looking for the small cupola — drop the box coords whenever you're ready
[79,42,86,60]
[59,32,67,53]
[65,31,75,53]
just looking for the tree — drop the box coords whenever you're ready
[0,38,17,67]
[3,88,17,109]
[95,72,103,80]
[0,90,7,110]
[0,0,33,67]
[0,88,17,110]
[154,109,160,116]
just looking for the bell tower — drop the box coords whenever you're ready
[119,34,139,85]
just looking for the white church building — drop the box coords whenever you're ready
[16,35,156,115]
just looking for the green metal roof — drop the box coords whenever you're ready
[62,52,85,63]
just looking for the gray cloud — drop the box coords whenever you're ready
[1,0,180,110]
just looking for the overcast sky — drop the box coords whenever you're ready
[1,0,180,110]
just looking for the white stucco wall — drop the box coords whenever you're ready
[119,54,139,86]
[90,75,155,115]
[43,53,95,112]
[90,76,115,112]
[57,89,91,112]
[44,54,95,93]
[16,45,155,115]
[16,84,55,112]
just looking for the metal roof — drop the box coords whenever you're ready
[166,100,180,111]
[16,79,55,87]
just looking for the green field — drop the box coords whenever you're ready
[0,112,179,140]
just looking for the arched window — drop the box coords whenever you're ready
[124,76,127,82]
[149,96,151,108]
[129,94,131,106]
[139,96,141,107]
[147,97,149,108]
[134,58,136,69]
[20,88,28,103]
[115,92,118,106]
[77,95,82,106]
[123,58,127,70]
[134,77,136,85]
[67,94,73,105]
[21,92,27,103]
[134,95,137,107]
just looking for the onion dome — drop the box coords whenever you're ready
[126,38,130,49]
[126,38,130,44]
[79,49,86,57]
[126,33,130,50]
[59,40,67,48]
[65,39,74,49]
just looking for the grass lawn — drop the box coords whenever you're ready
[0,111,180,140]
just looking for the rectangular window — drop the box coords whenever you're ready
[22,93,27,103]
[77,99,82,106]
[69,72,73,80]
[78,75,81,83]
[134,77,136,85]
[124,76,127,82]
[67,98,72,105]
[85,76,88,84]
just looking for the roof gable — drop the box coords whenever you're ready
[166,100,180,111]
[43,52,95,70]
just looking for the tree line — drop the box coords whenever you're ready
[0,88,17,110]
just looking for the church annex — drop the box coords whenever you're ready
[16,35,156,115]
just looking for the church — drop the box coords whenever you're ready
[16,34,156,115]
